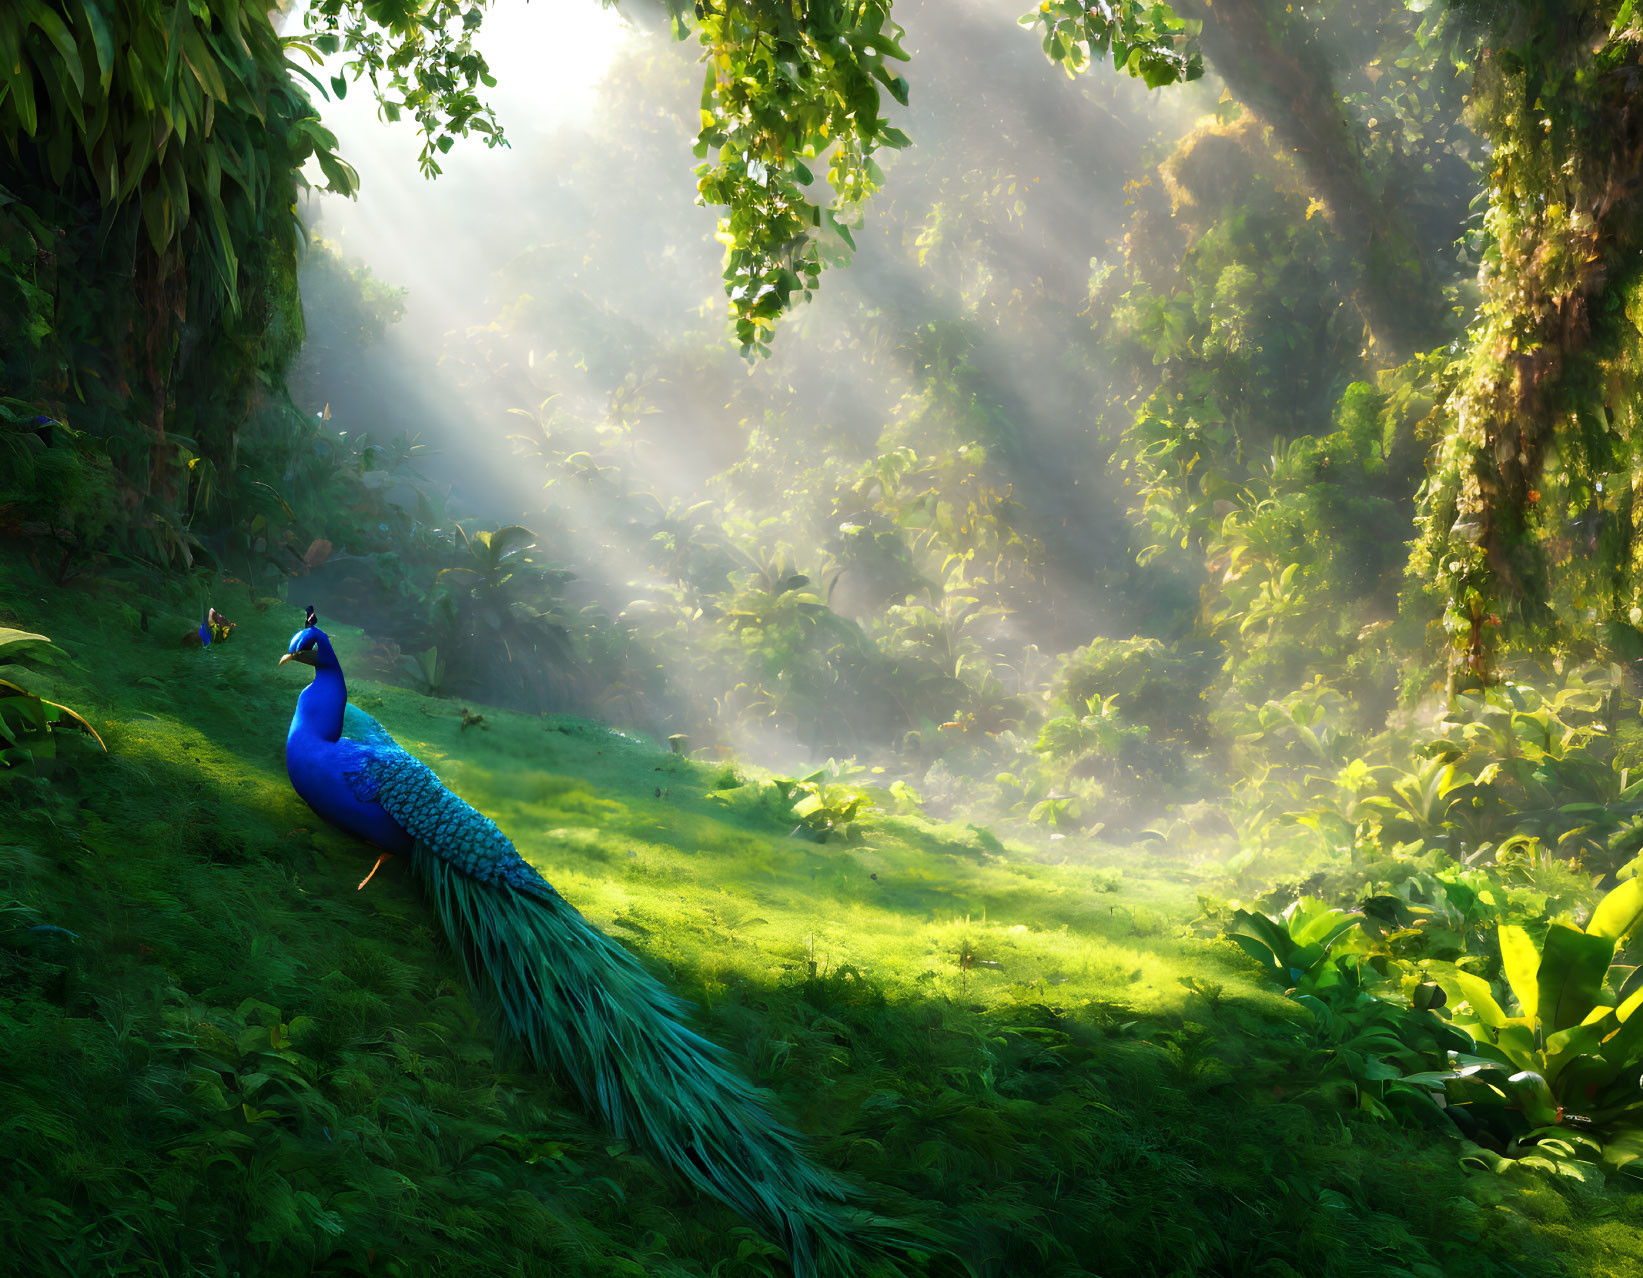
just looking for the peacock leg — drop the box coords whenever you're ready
[357,852,393,891]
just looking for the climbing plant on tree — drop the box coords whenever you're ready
[1414,1,1643,683]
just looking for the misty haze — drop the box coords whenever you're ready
[7,1,1643,1274]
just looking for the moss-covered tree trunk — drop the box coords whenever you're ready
[1416,2,1643,681]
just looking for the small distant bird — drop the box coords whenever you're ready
[280,607,906,1275]
[191,607,236,647]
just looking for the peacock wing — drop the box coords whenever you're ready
[341,709,560,901]
[341,704,399,750]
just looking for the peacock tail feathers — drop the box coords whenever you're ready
[307,708,929,1274]
[411,839,909,1278]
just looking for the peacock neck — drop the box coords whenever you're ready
[291,646,347,745]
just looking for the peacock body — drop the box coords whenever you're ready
[280,609,896,1277]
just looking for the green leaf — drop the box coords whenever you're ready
[141,181,171,254]
[81,3,115,93]
[182,28,228,102]
[1589,877,1643,942]
[1495,1022,1539,1071]
[483,525,537,563]
[1504,1070,1560,1126]
[20,0,84,99]
[1290,909,1361,951]
[1230,909,1292,960]
[1602,1128,1643,1173]
[0,693,48,745]
[1536,923,1614,1034]
[1459,1140,1517,1175]
[313,146,358,197]
[38,695,105,750]
[1285,941,1325,977]
[1594,1009,1643,1083]
[1499,924,1541,1022]
[1446,969,1508,1028]
[0,627,58,664]
[9,55,39,137]
[1227,933,1283,974]
[1544,1017,1607,1068]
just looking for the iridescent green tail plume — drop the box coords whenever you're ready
[411,841,906,1278]
[290,673,921,1271]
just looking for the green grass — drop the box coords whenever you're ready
[4,556,1643,1276]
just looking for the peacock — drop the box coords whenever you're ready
[193,607,235,647]
[280,607,908,1277]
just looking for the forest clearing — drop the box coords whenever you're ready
[8,1,1643,1274]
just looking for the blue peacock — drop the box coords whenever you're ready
[280,607,906,1277]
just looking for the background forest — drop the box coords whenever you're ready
[13,0,1643,1274]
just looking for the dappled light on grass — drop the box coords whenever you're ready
[2,558,1635,1275]
[358,673,1250,1022]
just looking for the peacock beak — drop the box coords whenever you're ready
[280,651,317,668]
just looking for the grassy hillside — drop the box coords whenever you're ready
[3,555,1640,1277]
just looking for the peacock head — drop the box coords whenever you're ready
[280,605,339,670]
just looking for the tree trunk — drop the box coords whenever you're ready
[1174,0,1448,362]
[1417,3,1643,677]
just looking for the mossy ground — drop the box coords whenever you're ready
[4,556,1643,1277]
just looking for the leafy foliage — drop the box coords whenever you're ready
[1414,882,1643,1180]
[0,0,361,585]
[297,0,506,176]
[1024,0,1203,88]
[0,626,103,768]
[1230,868,1643,1183]
[1411,4,1643,677]
[685,0,912,353]
[0,0,355,295]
